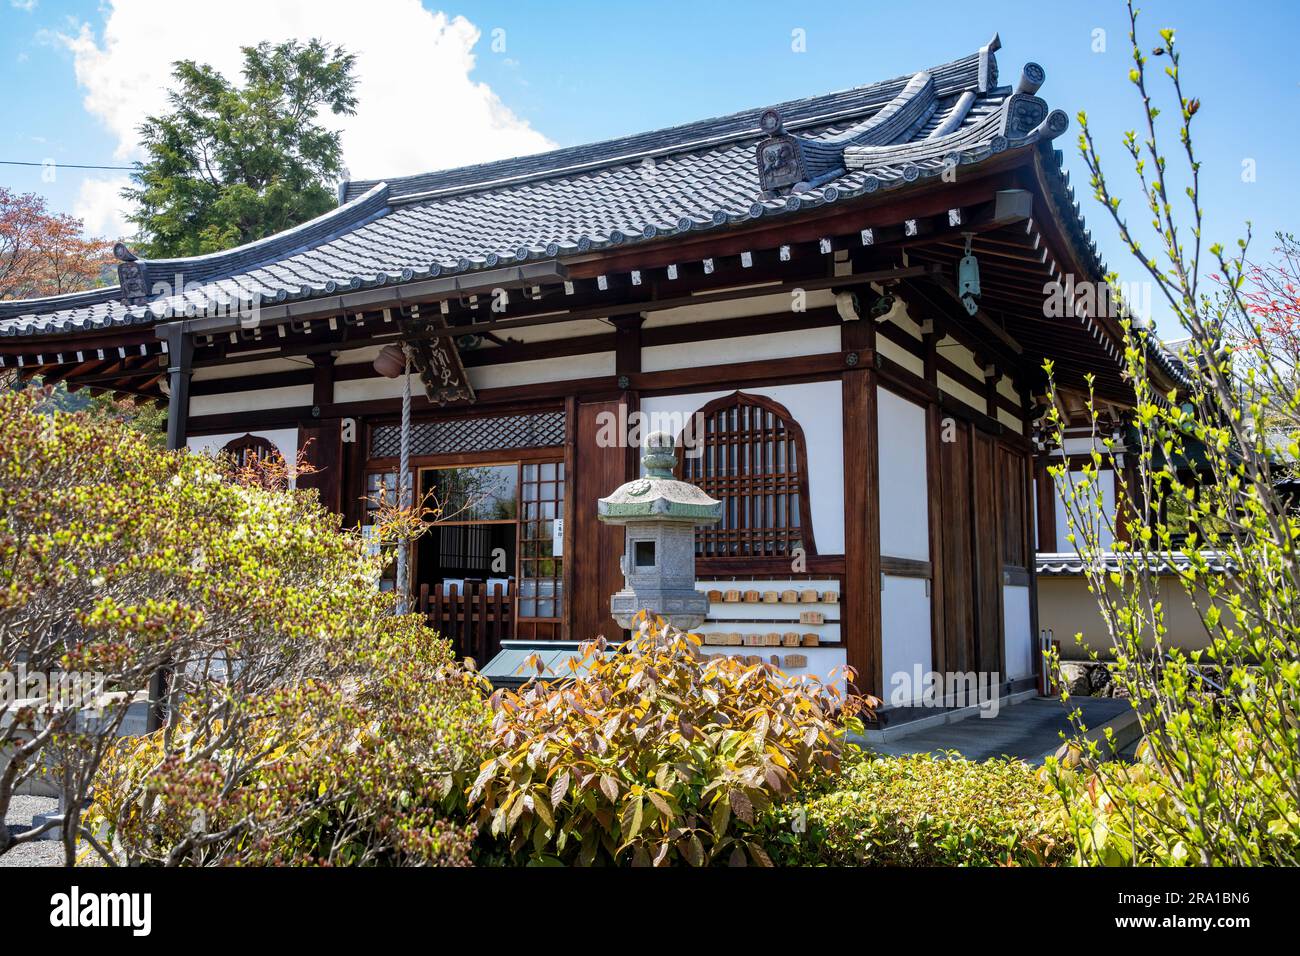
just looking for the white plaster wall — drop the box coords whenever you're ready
[877,388,929,561]
[639,380,844,553]
[332,351,615,404]
[937,372,985,415]
[885,300,924,340]
[189,385,313,416]
[642,289,834,329]
[192,356,305,381]
[1003,584,1034,680]
[1054,467,1114,550]
[876,335,925,377]
[641,327,840,373]
[504,318,612,342]
[470,351,614,390]
[335,343,385,366]
[940,336,983,379]
[997,407,1024,431]
[881,574,933,702]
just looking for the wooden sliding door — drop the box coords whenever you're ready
[936,418,1004,677]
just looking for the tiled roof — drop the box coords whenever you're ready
[1,36,1073,341]
[1035,550,1232,575]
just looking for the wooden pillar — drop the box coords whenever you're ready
[297,353,344,513]
[923,324,947,676]
[1022,394,1042,685]
[154,321,192,732]
[310,352,336,408]
[842,317,881,698]
[612,313,643,481]
[162,323,193,452]
[562,397,577,640]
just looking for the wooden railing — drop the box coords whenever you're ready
[418,581,513,666]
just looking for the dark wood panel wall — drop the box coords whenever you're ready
[881,293,1039,687]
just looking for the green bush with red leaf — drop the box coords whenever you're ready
[468,614,866,866]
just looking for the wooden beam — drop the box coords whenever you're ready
[404,265,938,343]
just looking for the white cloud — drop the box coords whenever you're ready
[11,1,39,13]
[73,175,133,239]
[57,0,554,182]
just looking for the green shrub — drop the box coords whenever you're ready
[0,387,488,865]
[1047,730,1300,867]
[86,625,492,866]
[468,614,867,866]
[764,751,1074,866]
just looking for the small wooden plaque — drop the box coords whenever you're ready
[799,611,825,626]
[782,654,808,668]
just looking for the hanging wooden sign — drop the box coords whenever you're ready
[407,312,475,406]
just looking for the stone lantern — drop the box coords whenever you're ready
[597,430,722,629]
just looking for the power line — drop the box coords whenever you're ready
[1,160,136,171]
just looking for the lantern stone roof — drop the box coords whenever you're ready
[2,34,1071,341]
[598,433,722,524]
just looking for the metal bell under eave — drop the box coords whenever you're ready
[958,233,981,316]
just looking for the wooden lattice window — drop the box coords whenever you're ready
[678,392,817,558]
[221,434,280,469]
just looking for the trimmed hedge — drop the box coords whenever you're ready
[763,751,1074,866]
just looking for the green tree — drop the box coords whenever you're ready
[124,39,357,258]
[1042,2,1300,866]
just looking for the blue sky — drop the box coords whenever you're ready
[3,0,1298,332]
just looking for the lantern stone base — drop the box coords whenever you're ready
[610,588,710,631]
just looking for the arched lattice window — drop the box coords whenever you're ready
[677,392,816,558]
[220,434,280,469]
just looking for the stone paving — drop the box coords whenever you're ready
[863,695,1137,764]
[1,795,62,867]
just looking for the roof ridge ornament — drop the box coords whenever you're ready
[114,243,150,307]
[978,33,1002,92]
[755,109,805,196]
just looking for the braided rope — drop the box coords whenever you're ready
[395,348,412,613]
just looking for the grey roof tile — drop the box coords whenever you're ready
[1,40,1083,345]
